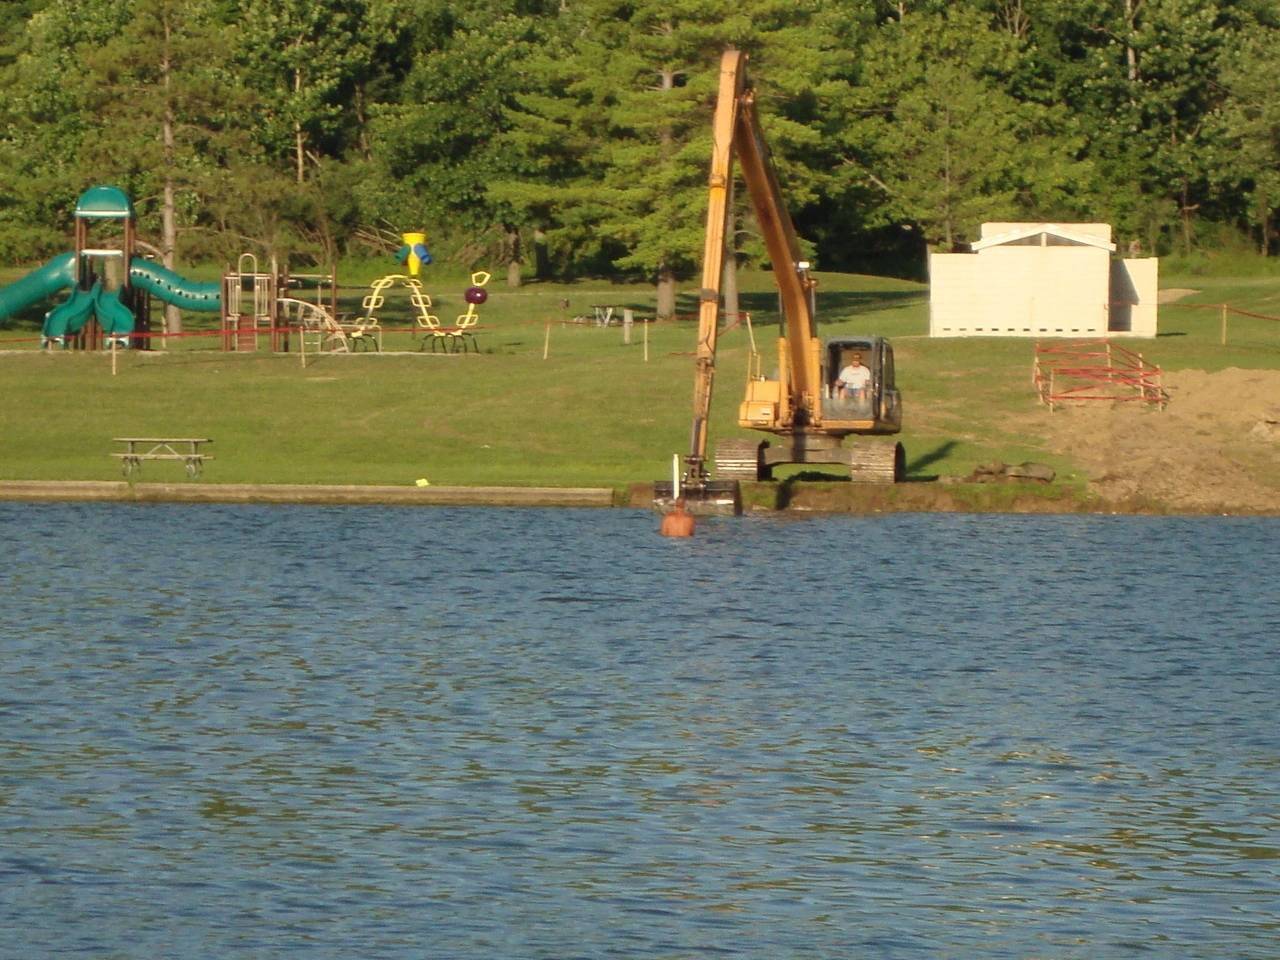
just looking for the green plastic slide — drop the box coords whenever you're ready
[42,283,138,339]
[127,258,221,312]
[0,252,75,321]
[0,252,222,343]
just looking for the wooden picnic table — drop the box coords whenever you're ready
[112,438,212,478]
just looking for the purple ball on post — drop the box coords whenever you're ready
[465,286,488,305]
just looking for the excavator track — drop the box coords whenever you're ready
[848,439,904,483]
[714,438,764,481]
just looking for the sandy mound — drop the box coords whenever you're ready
[1157,288,1200,304]
[1037,368,1280,512]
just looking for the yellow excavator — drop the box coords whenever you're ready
[657,50,904,515]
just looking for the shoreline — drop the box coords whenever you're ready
[0,480,618,508]
[0,479,1274,515]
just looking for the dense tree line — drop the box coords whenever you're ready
[1,0,1278,299]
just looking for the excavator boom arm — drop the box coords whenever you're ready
[687,50,818,484]
[734,92,817,401]
[688,52,745,478]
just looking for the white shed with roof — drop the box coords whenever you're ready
[929,222,1158,338]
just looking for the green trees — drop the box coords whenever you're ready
[491,0,860,309]
[840,8,1082,248]
[1215,26,1280,254]
[84,0,238,333]
[0,0,1277,278]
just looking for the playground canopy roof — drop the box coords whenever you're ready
[75,185,135,220]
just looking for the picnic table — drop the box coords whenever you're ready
[112,438,212,478]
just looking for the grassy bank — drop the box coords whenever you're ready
[1,269,1278,488]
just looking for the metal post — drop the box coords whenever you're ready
[1221,304,1228,346]
[623,307,633,345]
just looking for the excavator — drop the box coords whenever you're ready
[657,50,904,516]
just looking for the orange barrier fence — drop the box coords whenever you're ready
[4,309,741,349]
[0,325,497,348]
[1033,339,1167,411]
[1175,303,1280,323]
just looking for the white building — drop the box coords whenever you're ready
[929,222,1158,338]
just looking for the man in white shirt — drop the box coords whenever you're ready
[836,352,872,401]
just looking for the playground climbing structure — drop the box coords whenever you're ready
[0,185,221,349]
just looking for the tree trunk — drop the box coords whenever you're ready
[659,62,675,151]
[533,228,550,280]
[997,0,1029,38]
[1180,183,1196,256]
[294,61,305,183]
[657,261,676,319]
[1260,191,1271,257]
[161,16,181,336]
[722,181,739,323]
[722,255,738,326]
[942,116,954,248]
[354,85,371,159]
[503,224,522,287]
[1124,0,1140,81]
[654,32,678,318]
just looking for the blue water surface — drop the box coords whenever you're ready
[0,504,1277,959]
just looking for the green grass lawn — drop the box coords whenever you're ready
[1,266,1278,487]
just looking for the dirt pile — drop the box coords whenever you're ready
[1037,367,1280,513]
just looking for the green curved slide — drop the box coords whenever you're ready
[127,259,221,312]
[0,252,75,320]
[0,252,221,342]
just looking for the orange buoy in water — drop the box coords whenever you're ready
[660,498,696,537]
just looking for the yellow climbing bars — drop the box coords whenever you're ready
[360,271,489,353]
[362,274,437,329]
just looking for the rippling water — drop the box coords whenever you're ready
[1,504,1277,958]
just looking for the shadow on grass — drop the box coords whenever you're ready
[672,288,926,320]
[775,470,848,508]
[519,287,928,322]
[767,441,957,506]
[905,439,960,482]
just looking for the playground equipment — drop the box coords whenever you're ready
[0,185,348,354]
[360,274,437,349]
[448,271,491,353]
[357,270,490,352]
[396,232,432,276]
[278,296,353,354]
[220,254,337,352]
[0,188,497,356]
[221,253,280,351]
[0,185,221,349]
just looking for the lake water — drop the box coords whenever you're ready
[1,504,1277,958]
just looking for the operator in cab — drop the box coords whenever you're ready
[836,352,872,402]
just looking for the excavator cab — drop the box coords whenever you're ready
[821,336,902,433]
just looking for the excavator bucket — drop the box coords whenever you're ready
[652,481,742,517]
